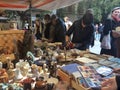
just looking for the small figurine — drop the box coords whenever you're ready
[7,57,14,69]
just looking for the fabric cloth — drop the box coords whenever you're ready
[116,75,120,90]
[101,31,111,49]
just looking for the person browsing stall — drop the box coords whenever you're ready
[34,18,44,40]
[50,14,66,44]
[65,11,94,50]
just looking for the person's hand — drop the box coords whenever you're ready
[101,76,117,90]
[112,30,120,38]
[113,68,120,74]
[86,49,90,52]
[66,41,74,49]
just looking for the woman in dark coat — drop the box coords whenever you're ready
[100,7,120,57]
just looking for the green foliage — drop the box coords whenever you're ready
[57,0,120,23]
[85,0,120,23]
[3,0,120,25]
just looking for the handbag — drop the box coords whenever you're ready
[101,31,111,49]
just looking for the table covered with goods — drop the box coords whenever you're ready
[0,39,120,90]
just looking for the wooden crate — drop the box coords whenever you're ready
[71,80,92,90]
[57,69,91,90]
[57,69,71,83]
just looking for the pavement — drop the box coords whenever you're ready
[89,33,101,54]
[90,40,101,54]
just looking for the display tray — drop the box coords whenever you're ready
[85,63,102,69]
[108,57,120,64]
[57,57,73,62]
[77,66,102,88]
[107,63,120,69]
[84,53,106,61]
[57,63,103,90]
[96,66,113,77]
[57,68,92,90]
[75,57,97,65]
[99,59,114,66]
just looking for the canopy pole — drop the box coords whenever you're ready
[29,0,33,33]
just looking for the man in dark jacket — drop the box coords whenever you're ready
[65,12,94,50]
[51,14,66,45]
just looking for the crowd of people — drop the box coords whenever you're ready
[22,7,120,90]
[2,6,119,58]
[31,10,95,51]
[33,14,66,45]
[22,7,120,59]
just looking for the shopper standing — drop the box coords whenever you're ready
[100,7,120,57]
[34,18,44,40]
[65,11,94,50]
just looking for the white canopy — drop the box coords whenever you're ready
[0,0,83,11]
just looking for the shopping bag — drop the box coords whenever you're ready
[101,32,111,49]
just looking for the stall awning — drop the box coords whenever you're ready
[0,0,82,11]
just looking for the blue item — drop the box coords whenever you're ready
[61,63,80,74]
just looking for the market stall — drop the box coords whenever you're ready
[0,0,120,90]
[0,38,119,89]
[0,0,82,11]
